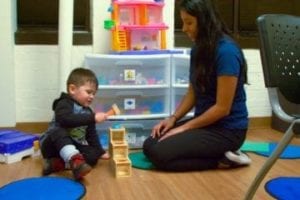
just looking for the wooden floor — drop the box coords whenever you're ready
[1,127,300,200]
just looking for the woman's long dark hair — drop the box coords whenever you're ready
[178,0,247,91]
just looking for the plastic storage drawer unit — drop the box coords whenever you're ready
[97,119,159,149]
[85,54,170,87]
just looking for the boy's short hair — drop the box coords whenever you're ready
[67,68,98,91]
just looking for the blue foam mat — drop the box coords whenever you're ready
[0,177,85,200]
[265,177,300,200]
[255,143,300,159]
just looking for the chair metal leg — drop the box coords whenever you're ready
[244,120,297,200]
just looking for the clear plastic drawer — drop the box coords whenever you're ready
[96,119,160,149]
[92,88,170,119]
[171,54,190,86]
[85,54,171,86]
[171,87,194,116]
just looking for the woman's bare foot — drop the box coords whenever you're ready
[100,152,110,160]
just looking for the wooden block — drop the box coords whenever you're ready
[106,104,121,116]
[110,142,128,159]
[109,140,127,156]
[112,158,131,178]
[109,128,126,143]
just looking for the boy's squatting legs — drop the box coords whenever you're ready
[43,153,110,179]
[59,144,92,180]
[42,144,92,180]
[42,145,110,179]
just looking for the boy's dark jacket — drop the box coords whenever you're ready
[47,92,100,147]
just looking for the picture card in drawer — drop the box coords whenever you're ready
[92,88,170,115]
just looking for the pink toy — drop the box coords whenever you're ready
[108,0,168,51]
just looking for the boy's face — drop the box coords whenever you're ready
[69,82,97,107]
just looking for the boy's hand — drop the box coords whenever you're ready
[95,112,108,123]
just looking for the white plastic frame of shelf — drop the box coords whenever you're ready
[108,113,169,120]
[172,83,189,88]
[98,84,169,89]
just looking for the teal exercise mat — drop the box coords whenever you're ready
[240,141,270,152]
[129,151,154,170]
[129,142,300,170]
[128,141,270,170]
[254,143,300,159]
[0,177,85,200]
[265,177,300,200]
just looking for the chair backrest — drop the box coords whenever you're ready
[257,14,300,104]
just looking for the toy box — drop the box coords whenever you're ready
[0,130,38,164]
[0,130,38,154]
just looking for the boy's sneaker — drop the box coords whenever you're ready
[42,157,65,175]
[69,153,92,180]
[218,150,251,168]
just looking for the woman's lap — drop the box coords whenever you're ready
[143,126,247,171]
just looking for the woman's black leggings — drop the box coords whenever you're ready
[143,120,247,172]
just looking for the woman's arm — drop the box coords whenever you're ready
[151,83,196,138]
[159,75,238,141]
[182,75,237,130]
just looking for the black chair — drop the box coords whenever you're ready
[244,14,300,200]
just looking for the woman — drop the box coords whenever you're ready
[143,0,251,171]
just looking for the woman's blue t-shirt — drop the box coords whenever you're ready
[189,37,248,129]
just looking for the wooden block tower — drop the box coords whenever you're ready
[109,127,132,178]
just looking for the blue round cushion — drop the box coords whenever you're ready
[0,177,85,200]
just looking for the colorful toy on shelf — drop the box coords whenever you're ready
[106,0,168,52]
[104,19,115,30]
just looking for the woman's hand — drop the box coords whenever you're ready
[151,116,176,138]
[158,126,185,142]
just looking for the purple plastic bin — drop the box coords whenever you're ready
[0,130,38,154]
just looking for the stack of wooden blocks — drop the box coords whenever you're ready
[109,127,131,177]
